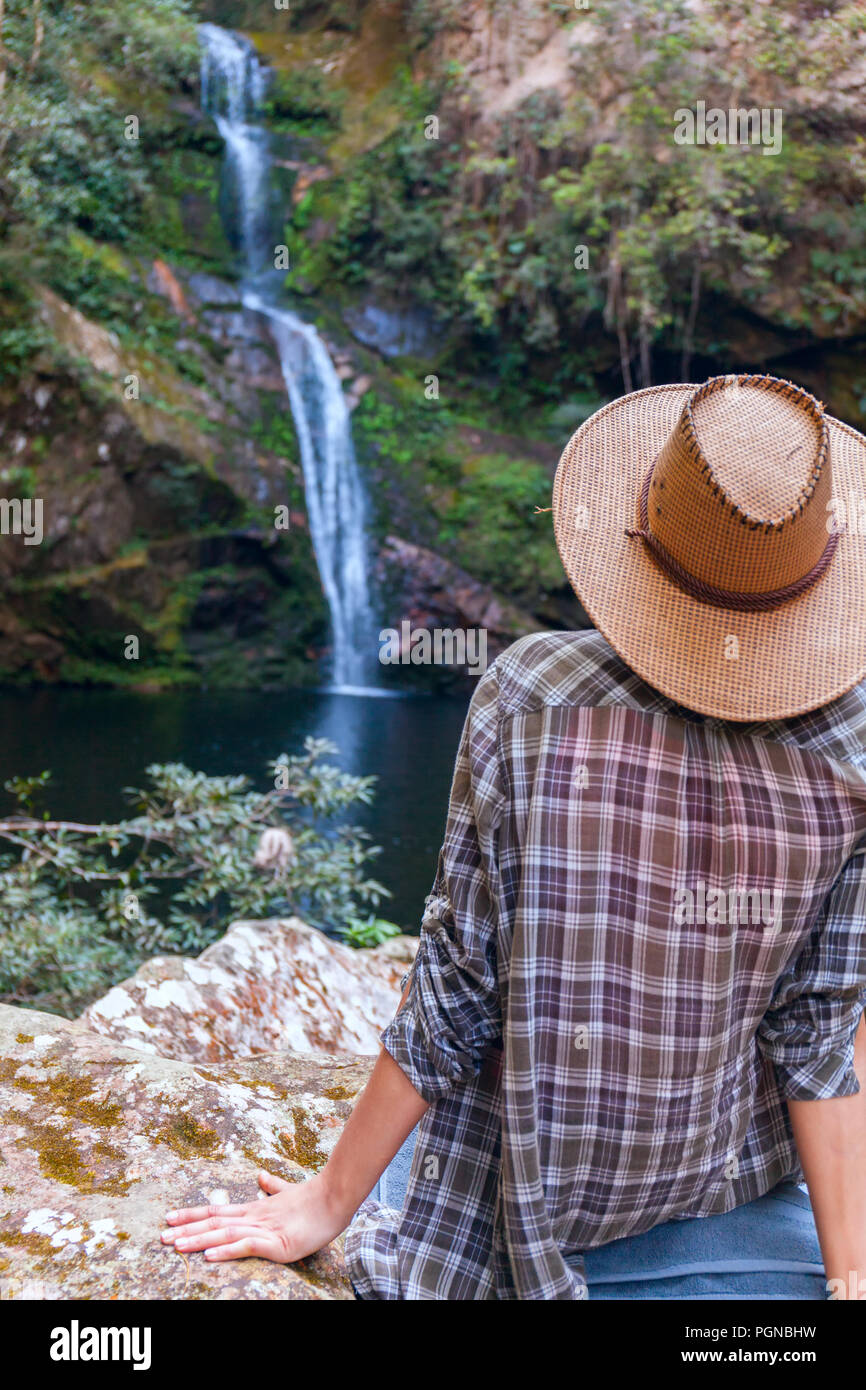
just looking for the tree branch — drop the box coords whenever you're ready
[26,0,42,76]
[0,0,7,101]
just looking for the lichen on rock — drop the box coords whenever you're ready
[0,1002,374,1299]
[78,916,415,1063]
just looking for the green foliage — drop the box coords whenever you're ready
[4,771,51,815]
[0,0,199,244]
[338,914,401,948]
[352,388,451,476]
[0,252,52,382]
[39,231,226,385]
[249,405,301,463]
[282,95,463,307]
[0,316,48,381]
[262,67,346,132]
[547,395,605,436]
[43,238,138,332]
[291,0,866,393]
[0,738,392,1015]
[352,385,565,598]
[202,0,363,32]
[0,451,39,496]
[0,0,203,381]
[431,451,564,595]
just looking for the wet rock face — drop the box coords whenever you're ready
[375,534,542,686]
[0,281,329,689]
[0,1004,373,1299]
[342,298,442,359]
[78,917,415,1063]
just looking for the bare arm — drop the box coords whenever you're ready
[318,1029,429,1227]
[787,1010,866,1298]
[316,972,428,1226]
[162,980,428,1263]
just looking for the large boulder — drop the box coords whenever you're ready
[78,918,416,1063]
[0,1003,373,1300]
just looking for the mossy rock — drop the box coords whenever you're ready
[0,1002,371,1299]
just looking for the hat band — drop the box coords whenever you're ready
[625,463,843,612]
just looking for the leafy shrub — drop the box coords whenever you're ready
[432,452,565,596]
[0,738,399,1016]
[263,68,346,130]
[340,914,402,949]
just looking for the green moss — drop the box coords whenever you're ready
[183,1280,220,1299]
[262,68,347,133]
[194,1067,283,1098]
[240,1149,303,1184]
[0,1229,56,1259]
[11,1071,123,1128]
[250,0,408,169]
[276,1108,327,1170]
[5,1107,90,1191]
[93,1140,126,1163]
[66,230,132,281]
[0,1224,124,1287]
[38,1143,94,1189]
[140,144,235,275]
[152,1113,222,1159]
[4,1066,132,1193]
[12,1115,132,1194]
[46,657,201,691]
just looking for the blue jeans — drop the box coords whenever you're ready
[362,1128,826,1300]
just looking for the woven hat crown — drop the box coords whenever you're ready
[643,374,833,598]
[552,368,866,720]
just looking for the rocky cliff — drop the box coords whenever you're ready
[1,270,328,689]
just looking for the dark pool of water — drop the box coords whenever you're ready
[0,686,471,933]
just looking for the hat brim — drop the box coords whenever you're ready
[552,382,866,721]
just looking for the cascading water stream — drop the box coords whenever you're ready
[199,23,379,692]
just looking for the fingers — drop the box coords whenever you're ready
[164,1172,289,1234]
[162,1174,298,1263]
[162,1212,246,1244]
[258,1169,291,1195]
[168,1223,271,1256]
[164,1202,248,1227]
[204,1234,285,1263]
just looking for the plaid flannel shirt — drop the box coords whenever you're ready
[344,629,866,1300]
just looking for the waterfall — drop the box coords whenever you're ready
[198,23,379,692]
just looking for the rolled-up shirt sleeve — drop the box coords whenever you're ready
[381,661,504,1104]
[757,847,866,1100]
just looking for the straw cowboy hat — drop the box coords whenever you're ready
[552,372,866,721]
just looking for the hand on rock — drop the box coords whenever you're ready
[161,1170,346,1265]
